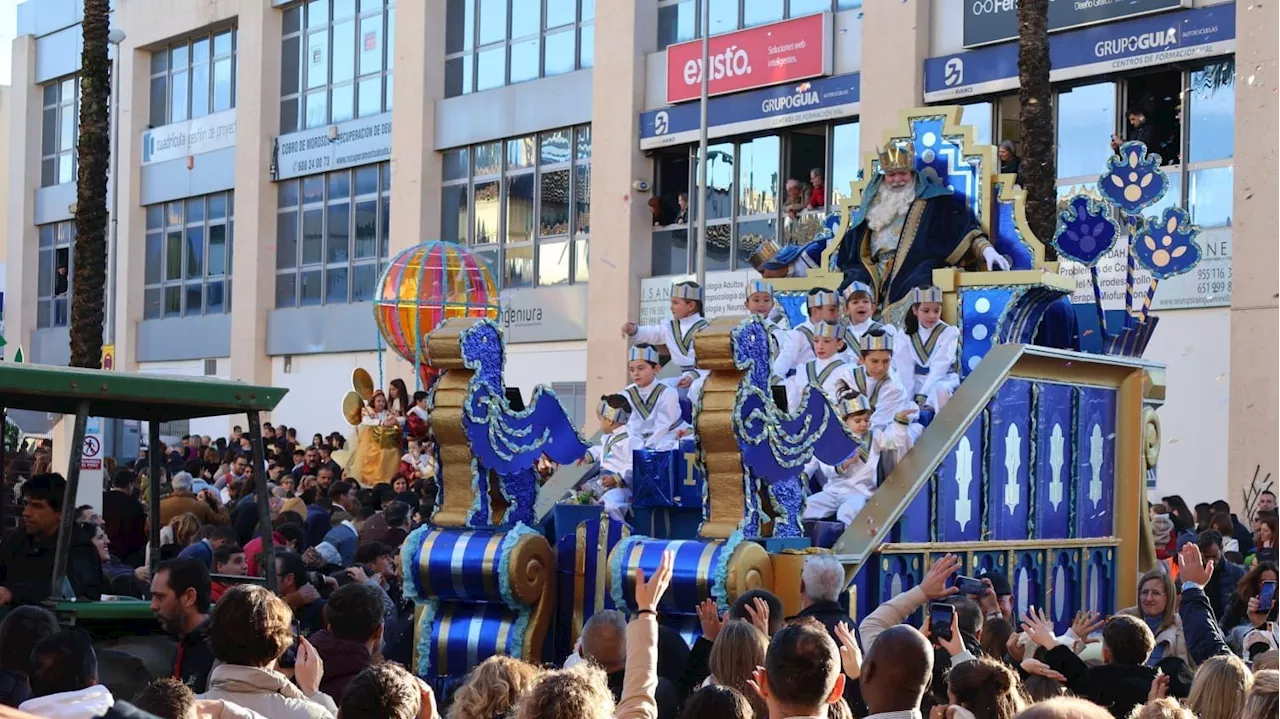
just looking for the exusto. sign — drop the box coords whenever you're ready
[665,13,831,104]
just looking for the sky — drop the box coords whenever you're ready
[0,0,16,85]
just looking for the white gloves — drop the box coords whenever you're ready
[983,246,1011,271]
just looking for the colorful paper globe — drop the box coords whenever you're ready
[373,241,499,383]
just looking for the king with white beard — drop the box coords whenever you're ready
[834,141,1010,326]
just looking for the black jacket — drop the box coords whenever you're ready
[174,618,216,694]
[1179,584,1232,665]
[103,490,148,567]
[0,527,102,604]
[0,667,31,708]
[1043,644,1154,718]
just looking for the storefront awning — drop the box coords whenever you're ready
[923,3,1235,103]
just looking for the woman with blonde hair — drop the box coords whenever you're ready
[1186,653,1252,719]
[1119,568,1189,664]
[708,620,770,718]
[447,655,540,719]
[160,512,202,560]
[1241,669,1278,719]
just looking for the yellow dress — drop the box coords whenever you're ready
[349,409,403,488]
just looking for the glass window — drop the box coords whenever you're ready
[1188,166,1232,227]
[658,1,695,49]
[150,30,237,127]
[1188,60,1234,164]
[708,0,738,35]
[446,0,594,96]
[695,143,735,221]
[1057,82,1115,179]
[275,163,390,307]
[743,0,782,28]
[830,121,860,206]
[791,0,831,15]
[141,192,235,318]
[40,77,79,186]
[442,124,592,288]
[281,0,393,133]
[737,136,779,216]
[961,102,993,146]
[35,222,74,327]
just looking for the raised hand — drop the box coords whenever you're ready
[835,621,862,679]
[696,598,725,642]
[1179,543,1214,587]
[1020,657,1067,683]
[1071,609,1104,641]
[634,550,674,612]
[920,554,962,601]
[745,597,771,637]
[1020,606,1058,650]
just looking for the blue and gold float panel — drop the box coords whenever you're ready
[607,535,773,616]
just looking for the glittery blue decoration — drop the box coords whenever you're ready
[415,598,439,676]
[1053,194,1120,267]
[1131,207,1202,280]
[400,525,431,600]
[1098,141,1168,215]
[767,479,804,537]
[775,292,809,329]
[498,523,540,660]
[711,531,745,612]
[732,318,773,390]
[609,535,646,611]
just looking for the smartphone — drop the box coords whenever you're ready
[929,602,956,643]
[1259,581,1277,612]
[954,575,987,596]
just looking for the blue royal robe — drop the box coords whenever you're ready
[836,177,989,325]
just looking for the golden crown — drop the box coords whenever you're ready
[877,141,916,173]
[747,240,781,269]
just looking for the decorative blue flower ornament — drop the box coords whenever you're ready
[1098,141,1168,214]
[1052,194,1119,267]
[1131,207,1202,280]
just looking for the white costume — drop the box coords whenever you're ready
[845,365,911,435]
[585,426,633,522]
[892,320,961,412]
[840,317,897,364]
[774,290,840,378]
[785,355,857,413]
[623,381,683,451]
[803,420,912,525]
[630,283,710,398]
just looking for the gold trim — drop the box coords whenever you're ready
[1116,370,1150,608]
[696,540,718,601]
[694,316,751,539]
[435,604,454,677]
[879,538,1122,552]
[573,522,588,646]
[481,533,503,599]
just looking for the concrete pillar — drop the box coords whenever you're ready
[585,1,657,406]
[385,0,443,387]
[1227,0,1278,513]
[111,30,147,373]
[858,0,929,152]
[5,37,41,359]
[228,1,282,388]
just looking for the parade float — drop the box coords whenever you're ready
[387,106,1193,690]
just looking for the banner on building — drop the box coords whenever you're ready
[639,271,759,326]
[1061,226,1231,311]
[926,3,1233,101]
[272,112,393,181]
[141,110,238,165]
[963,0,1188,48]
[665,13,832,104]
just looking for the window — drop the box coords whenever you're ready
[36,221,74,328]
[551,381,588,429]
[275,163,391,307]
[40,77,79,187]
[441,125,590,288]
[280,0,396,134]
[143,192,235,319]
[149,28,237,128]
[656,0,862,50]
[444,0,594,97]
[1056,82,1116,181]
[649,120,855,276]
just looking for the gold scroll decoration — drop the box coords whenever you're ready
[722,540,774,605]
[507,531,556,664]
[424,318,483,528]
[690,315,752,540]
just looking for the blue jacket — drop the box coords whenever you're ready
[323,522,359,566]
[177,539,214,568]
[305,503,332,549]
[1178,584,1231,665]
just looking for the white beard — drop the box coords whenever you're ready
[866,183,917,232]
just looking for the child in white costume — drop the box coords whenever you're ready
[784,321,857,413]
[892,286,961,413]
[622,346,686,451]
[621,281,709,399]
[582,395,635,522]
[848,329,913,435]
[743,279,795,383]
[839,281,896,364]
[775,288,840,377]
[802,394,912,525]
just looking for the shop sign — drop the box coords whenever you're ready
[272,112,393,181]
[665,13,831,104]
[964,0,1188,48]
[499,285,589,343]
[142,110,237,165]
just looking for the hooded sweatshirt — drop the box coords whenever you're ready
[18,685,114,719]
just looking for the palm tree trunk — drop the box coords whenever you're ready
[1017,0,1056,260]
[69,0,111,368]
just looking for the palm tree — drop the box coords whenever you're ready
[69,0,111,369]
[1016,0,1056,260]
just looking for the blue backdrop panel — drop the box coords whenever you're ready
[851,561,875,624]
[971,550,1010,587]
[957,288,1014,379]
[1074,387,1117,538]
[936,417,986,542]
[1082,547,1116,616]
[1032,383,1075,539]
[986,379,1032,540]
[1048,549,1082,636]
[878,554,924,612]
[894,473,933,543]
[1010,550,1046,622]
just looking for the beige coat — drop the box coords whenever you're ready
[1119,605,1192,666]
[199,664,337,719]
[615,614,660,719]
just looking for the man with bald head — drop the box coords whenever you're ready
[753,617,845,719]
[1015,697,1113,719]
[860,624,934,717]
